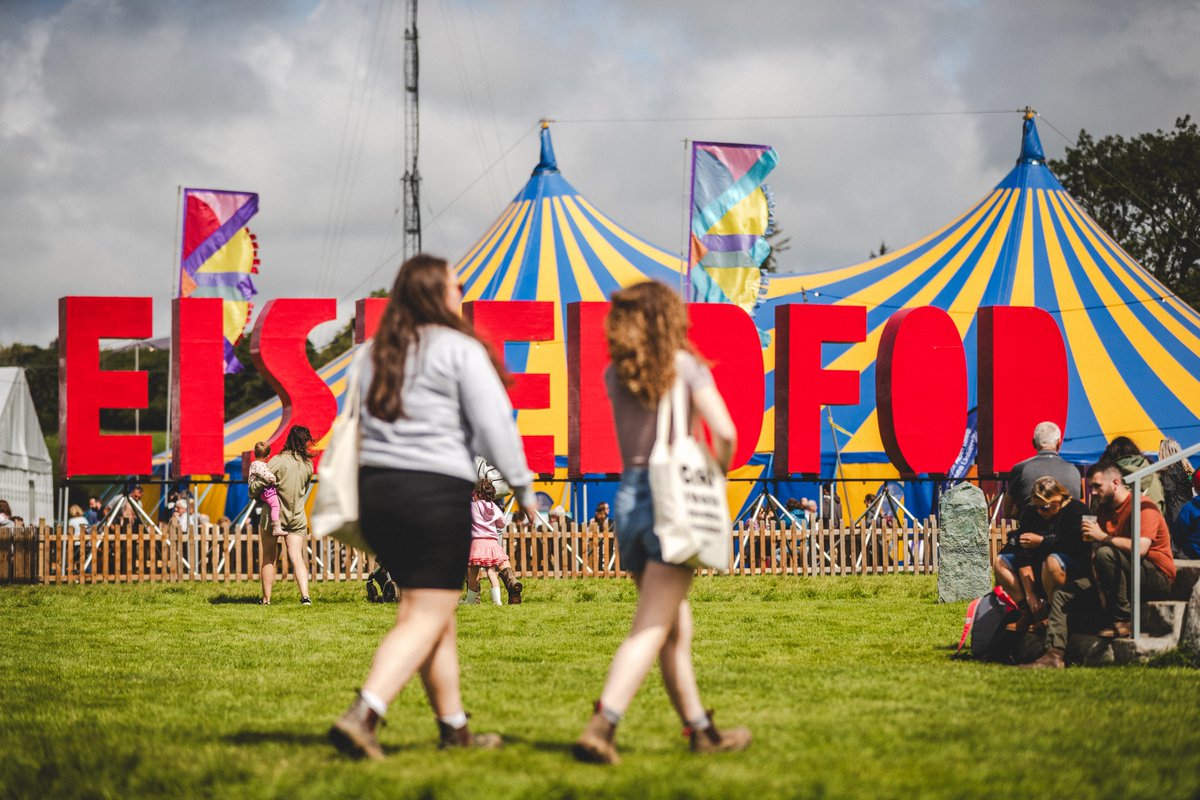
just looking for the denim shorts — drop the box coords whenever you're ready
[998,551,1085,580]
[613,468,662,574]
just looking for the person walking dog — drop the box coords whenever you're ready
[572,280,751,765]
[328,255,537,759]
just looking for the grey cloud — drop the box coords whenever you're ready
[1,0,1198,347]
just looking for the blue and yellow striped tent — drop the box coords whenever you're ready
[750,115,1200,516]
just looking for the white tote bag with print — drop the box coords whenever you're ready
[648,379,731,571]
[311,347,372,554]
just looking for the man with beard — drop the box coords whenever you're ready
[1023,461,1175,669]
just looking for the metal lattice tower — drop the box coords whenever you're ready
[402,0,421,259]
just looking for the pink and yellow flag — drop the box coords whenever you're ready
[179,189,259,373]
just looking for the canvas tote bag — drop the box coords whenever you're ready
[311,346,372,554]
[648,378,731,571]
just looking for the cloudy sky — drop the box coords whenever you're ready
[2,0,1197,348]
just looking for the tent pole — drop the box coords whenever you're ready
[827,406,850,521]
[680,138,693,300]
[165,185,182,487]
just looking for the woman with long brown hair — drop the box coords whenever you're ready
[572,280,750,765]
[249,425,315,605]
[329,254,537,759]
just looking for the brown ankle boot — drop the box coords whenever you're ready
[1020,646,1065,669]
[572,705,620,765]
[329,693,384,760]
[436,717,503,750]
[498,567,523,604]
[688,710,751,754]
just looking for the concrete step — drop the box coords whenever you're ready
[1143,600,1187,639]
[1018,600,1188,665]
[1172,559,1200,601]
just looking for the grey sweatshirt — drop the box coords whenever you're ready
[358,327,536,509]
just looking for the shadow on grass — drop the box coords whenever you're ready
[208,595,263,605]
[225,728,331,747]
[225,728,441,755]
[502,734,573,755]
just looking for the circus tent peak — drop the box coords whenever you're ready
[762,116,1200,469]
[456,122,683,316]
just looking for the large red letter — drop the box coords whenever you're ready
[567,302,620,476]
[250,298,338,456]
[171,298,226,476]
[58,296,153,477]
[977,306,1068,475]
[877,306,968,476]
[354,297,388,343]
[687,303,764,471]
[463,300,556,474]
[774,304,866,475]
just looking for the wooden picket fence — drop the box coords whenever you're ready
[0,520,1017,585]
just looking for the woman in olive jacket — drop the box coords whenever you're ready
[248,426,315,605]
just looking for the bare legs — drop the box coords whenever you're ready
[465,566,502,604]
[361,588,464,713]
[993,555,1021,602]
[285,533,310,600]
[1042,556,1068,607]
[258,531,311,603]
[598,561,704,721]
[259,531,279,603]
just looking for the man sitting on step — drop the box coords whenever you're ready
[1024,461,1176,669]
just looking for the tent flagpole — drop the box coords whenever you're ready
[165,185,182,487]
[827,406,851,521]
[679,138,693,300]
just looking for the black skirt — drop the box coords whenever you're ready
[359,467,474,590]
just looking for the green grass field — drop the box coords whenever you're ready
[1,576,1197,799]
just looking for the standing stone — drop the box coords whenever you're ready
[937,482,991,603]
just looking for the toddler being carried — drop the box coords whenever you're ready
[249,441,284,536]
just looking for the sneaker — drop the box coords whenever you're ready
[300,596,312,606]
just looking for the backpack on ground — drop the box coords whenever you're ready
[956,586,1021,661]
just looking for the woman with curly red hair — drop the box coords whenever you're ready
[572,280,751,765]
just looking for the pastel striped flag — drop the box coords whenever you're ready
[687,141,778,339]
[180,188,260,373]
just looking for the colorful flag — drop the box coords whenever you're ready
[687,141,778,338]
[179,189,259,373]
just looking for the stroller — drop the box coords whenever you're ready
[365,565,398,603]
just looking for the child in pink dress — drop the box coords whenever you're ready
[464,477,521,605]
[249,441,284,536]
